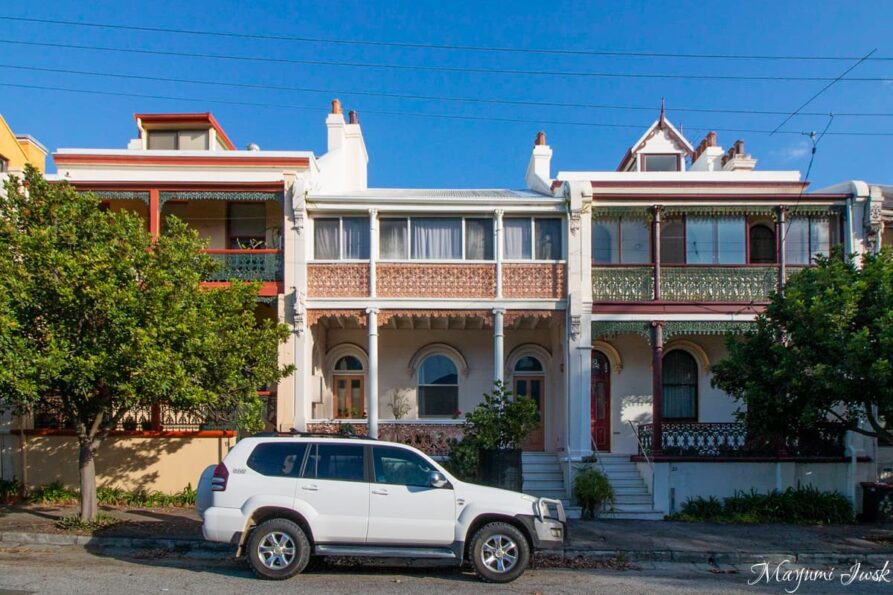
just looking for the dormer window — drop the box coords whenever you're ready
[146,129,210,150]
[641,154,680,172]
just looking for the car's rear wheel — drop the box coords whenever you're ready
[247,518,310,580]
[469,522,530,583]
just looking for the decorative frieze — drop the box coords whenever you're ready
[306,309,367,327]
[158,190,283,206]
[307,263,370,297]
[376,263,496,298]
[504,309,563,327]
[377,309,494,327]
[592,320,755,343]
[661,266,777,302]
[592,266,654,301]
[502,263,566,299]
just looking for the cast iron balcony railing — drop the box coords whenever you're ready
[636,422,845,458]
[660,265,778,302]
[591,266,654,301]
[204,249,283,282]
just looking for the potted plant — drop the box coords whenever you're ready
[447,381,539,491]
[573,465,615,520]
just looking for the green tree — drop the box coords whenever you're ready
[712,249,893,450]
[0,167,293,520]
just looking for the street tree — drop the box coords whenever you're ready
[0,167,293,520]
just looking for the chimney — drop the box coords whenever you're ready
[526,130,553,194]
[319,100,368,192]
[689,131,725,172]
[326,98,346,153]
[721,139,757,172]
[348,110,358,124]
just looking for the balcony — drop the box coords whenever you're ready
[592,266,653,301]
[204,249,283,282]
[377,263,496,298]
[307,263,371,298]
[502,263,566,299]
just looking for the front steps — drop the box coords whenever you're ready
[521,451,665,521]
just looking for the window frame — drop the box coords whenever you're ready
[592,216,653,265]
[146,129,210,151]
[661,349,699,421]
[371,445,439,488]
[0,154,8,173]
[417,354,460,419]
[747,222,777,264]
[227,201,268,249]
[312,216,371,261]
[784,215,835,265]
[503,216,565,262]
[640,153,681,172]
[378,216,495,262]
[246,442,310,478]
[302,442,369,483]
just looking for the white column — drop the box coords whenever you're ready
[495,209,504,299]
[367,307,379,438]
[493,308,505,386]
[369,208,378,298]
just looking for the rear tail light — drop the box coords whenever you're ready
[211,463,229,491]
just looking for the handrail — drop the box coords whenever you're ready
[628,420,656,511]
[204,248,281,254]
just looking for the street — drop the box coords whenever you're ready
[0,544,888,594]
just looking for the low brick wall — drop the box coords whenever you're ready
[305,422,465,456]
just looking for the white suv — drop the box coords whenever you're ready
[196,434,566,583]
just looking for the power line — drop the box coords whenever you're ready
[4,63,892,119]
[771,50,877,135]
[5,81,893,137]
[0,38,890,83]
[1,15,890,62]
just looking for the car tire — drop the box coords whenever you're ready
[469,522,530,583]
[247,518,311,580]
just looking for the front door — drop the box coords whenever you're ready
[334,375,365,419]
[591,351,611,452]
[515,376,545,451]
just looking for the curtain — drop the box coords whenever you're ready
[411,218,461,259]
[341,217,369,259]
[464,218,493,260]
[380,219,407,259]
[313,218,340,259]
[662,351,697,419]
[504,218,531,259]
[785,218,810,265]
[620,218,650,263]
[535,218,562,260]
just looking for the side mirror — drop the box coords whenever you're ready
[429,471,450,489]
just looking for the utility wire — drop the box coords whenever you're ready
[0,39,890,83]
[5,81,892,137]
[1,15,890,62]
[3,63,892,119]
[782,114,836,243]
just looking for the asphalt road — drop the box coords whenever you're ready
[0,544,888,594]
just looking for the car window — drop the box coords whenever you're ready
[372,446,436,487]
[303,443,366,482]
[246,442,308,477]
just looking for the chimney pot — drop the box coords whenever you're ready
[535,131,546,146]
[331,99,342,114]
[734,140,745,155]
[707,131,717,146]
[348,110,358,124]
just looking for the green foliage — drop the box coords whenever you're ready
[573,466,615,520]
[0,478,22,504]
[711,248,893,447]
[28,482,79,505]
[20,482,197,507]
[55,513,120,532]
[668,487,853,524]
[446,381,539,481]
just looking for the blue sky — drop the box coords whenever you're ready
[0,1,891,189]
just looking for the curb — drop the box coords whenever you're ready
[2,531,891,567]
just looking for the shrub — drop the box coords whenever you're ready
[25,482,197,508]
[55,513,120,532]
[28,482,79,505]
[668,487,853,525]
[0,478,21,504]
[444,438,480,482]
[573,466,615,520]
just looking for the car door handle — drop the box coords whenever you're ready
[301,484,319,491]
[371,488,389,496]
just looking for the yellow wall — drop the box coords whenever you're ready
[0,115,46,173]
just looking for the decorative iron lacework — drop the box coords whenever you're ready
[158,191,283,206]
[662,205,777,218]
[591,321,652,341]
[592,266,654,301]
[786,205,841,217]
[591,207,653,219]
[663,320,755,339]
[205,252,283,282]
[660,266,778,302]
[86,191,150,203]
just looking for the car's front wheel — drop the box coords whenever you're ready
[469,522,530,583]
[247,518,311,580]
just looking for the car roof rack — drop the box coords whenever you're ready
[250,429,378,441]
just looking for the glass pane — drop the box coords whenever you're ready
[350,380,363,417]
[334,356,363,371]
[411,218,462,259]
[464,218,494,260]
[515,380,528,397]
[716,217,746,264]
[642,154,678,172]
[247,443,307,477]
[529,379,542,409]
[685,218,715,264]
[749,224,776,264]
[380,219,408,259]
[228,203,266,248]
[785,218,810,265]
[309,444,366,482]
[592,220,619,264]
[335,379,348,417]
[342,217,370,259]
[373,446,435,487]
[661,218,685,264]
[504,218,531,259]
[810,218,831,261]
[535,218,562,260]
[620,218,651,264]
[662,350,698,419]
[418,355,458,385]
[514,356,543,372]
[146,131,176,150]
[177,129,209,150]
[418,386,459,417]
[314,219,340,259]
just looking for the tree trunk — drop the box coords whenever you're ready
[78,440,98,522]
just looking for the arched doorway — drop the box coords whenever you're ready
[332,355,365,419]
[513,356,545,451]
[591,351,611,452]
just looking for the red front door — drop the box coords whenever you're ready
[591,351,611,452]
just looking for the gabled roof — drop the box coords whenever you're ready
[616,104,694,172]
[134,113,236,150]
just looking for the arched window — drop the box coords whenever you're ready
[662,350,698,420]
[514,356,543,373]
[418,355,458,418]
[749,224,776,264]
[333,356,363,372]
